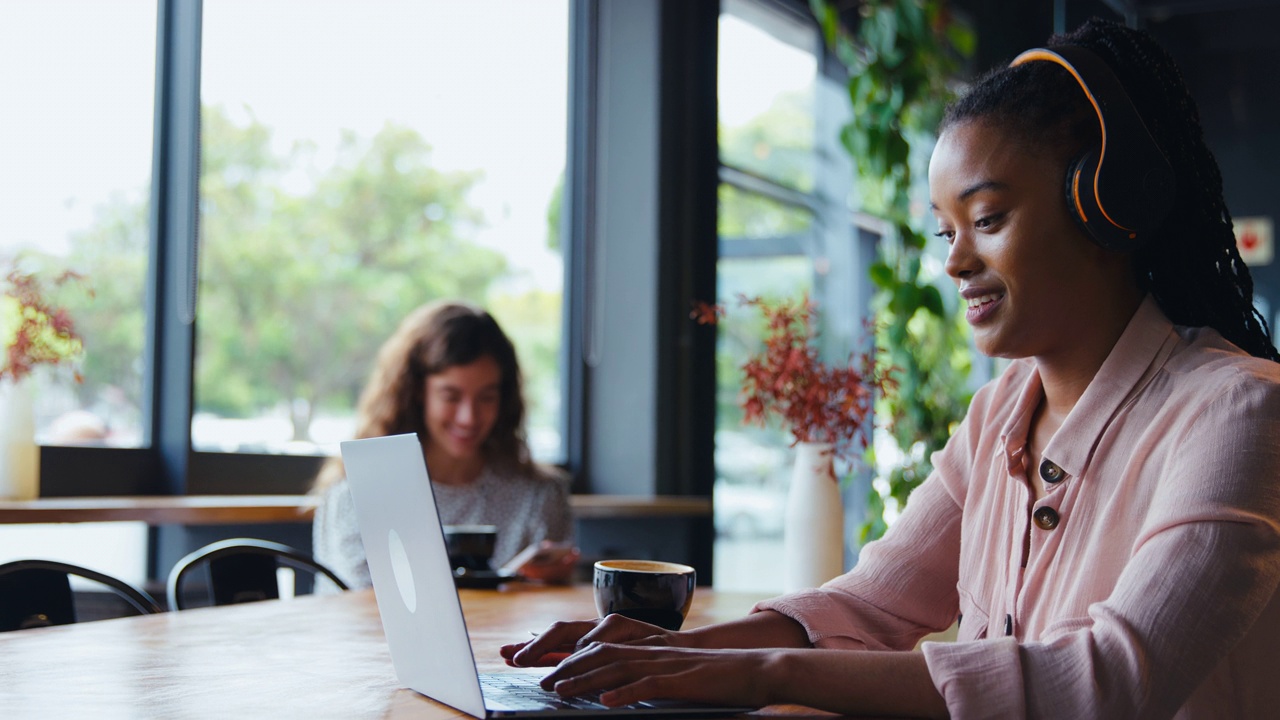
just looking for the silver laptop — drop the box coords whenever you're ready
[339,433,751,718]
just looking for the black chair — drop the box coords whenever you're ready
[166,538,349,610]
[0,559,162,632]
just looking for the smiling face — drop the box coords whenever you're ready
[929,119,1139,363]
[423,356,503,463]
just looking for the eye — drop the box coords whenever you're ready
[974,212,1005,231]
[933,228,955,244]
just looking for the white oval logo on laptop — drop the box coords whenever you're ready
[387,528,417,613]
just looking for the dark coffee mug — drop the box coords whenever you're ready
[443,524,498,572]
[593,560,696,631]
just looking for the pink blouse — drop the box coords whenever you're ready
[756,297,1280,718]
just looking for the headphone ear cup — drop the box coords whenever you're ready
[1064,150,1100,235]
[1015,46,1174,254]
[1063,149,1141,252]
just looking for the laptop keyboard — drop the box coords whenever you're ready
[480,673,613,712]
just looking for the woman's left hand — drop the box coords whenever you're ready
[516,544,580,584]
[539,641,779,708]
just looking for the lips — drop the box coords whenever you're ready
[961,288,1005,325]
[448,431,481,447]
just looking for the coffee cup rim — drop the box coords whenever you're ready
[594,559,695,574]
[443,524,498,535]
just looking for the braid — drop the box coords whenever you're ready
[1062,19,1279,362]
[943,18,1279,362]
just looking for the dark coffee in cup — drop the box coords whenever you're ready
[593,560,696,631]
[443,525,498,571]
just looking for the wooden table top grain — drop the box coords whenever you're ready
[0,584,816,719]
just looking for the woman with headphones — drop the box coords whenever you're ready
[503,17,1280,719]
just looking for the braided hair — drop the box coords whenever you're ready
[940,17,1279,362]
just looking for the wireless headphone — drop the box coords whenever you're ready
[1010,46,1175,252]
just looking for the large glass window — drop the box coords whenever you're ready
[0,1,156,448]
[715,0,860,592]
[194,0,569,461]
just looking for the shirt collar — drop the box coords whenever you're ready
[1000,295,1179,479]
[1000,367,1043,475]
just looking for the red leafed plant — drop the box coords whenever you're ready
[1,259,88,385]
[693,294,895,465]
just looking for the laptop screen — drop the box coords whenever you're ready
[341,433,489,718]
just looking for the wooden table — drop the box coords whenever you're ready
[0,584,818,719]
[0,495,712,525]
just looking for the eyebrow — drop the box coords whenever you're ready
[434,381,502,393]
[929,179,1011,210]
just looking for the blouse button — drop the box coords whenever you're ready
[1033,506,1060,530]
[1039,459,1065,483]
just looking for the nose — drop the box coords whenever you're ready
[944,231,980,281]
[455,399,475,426]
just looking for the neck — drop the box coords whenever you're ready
[425,447,485,486]
[1034,289,1143,419]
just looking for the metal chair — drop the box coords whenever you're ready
[166,538,348,610]
[0,559,162,632]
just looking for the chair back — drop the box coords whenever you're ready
[166,538,348,610]
[0,559,161,632]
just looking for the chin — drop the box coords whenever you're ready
[971,332,1018,361]
[448,442,485,460]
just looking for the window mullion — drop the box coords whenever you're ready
[145,0,203,495]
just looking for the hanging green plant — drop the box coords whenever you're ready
[810,0,976,541]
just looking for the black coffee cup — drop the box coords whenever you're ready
[443,524,498,572]
[593,560,696,631]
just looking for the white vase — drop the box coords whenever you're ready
[783,441,844,591]
[0,380,39,500]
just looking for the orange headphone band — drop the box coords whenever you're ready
[1007,45,1175,251]
[1011,48,1131,236]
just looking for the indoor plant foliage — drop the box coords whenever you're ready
[810,0,976,541]
[0,259,86,384]
[694,295,894,466]
[0,256,87,499]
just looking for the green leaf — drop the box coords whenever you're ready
[869,261,896,289]
[902,228,927,252]
[919,285,945,317]
[946,24,977,58]
[886,131,910,169]
[890,282,921,316]
[870,9,898,57]
[810,0,840,47]
[897,0,926,40]
[839,124,860,159]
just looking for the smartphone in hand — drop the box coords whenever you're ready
[500,541,580,583]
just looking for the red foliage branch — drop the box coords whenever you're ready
[693,294,896,466]
[2,262,88,385]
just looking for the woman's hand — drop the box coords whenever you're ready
[539,643,778,708]
[512,542,580,584]
[503,611,946,717]
[500,614,682,668]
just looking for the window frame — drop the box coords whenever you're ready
[38,0,581,499]
[31,0,805,584]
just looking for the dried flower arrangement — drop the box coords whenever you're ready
[1,259,87,384]
[693,294,895,466]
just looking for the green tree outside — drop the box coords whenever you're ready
[59,105,564,449]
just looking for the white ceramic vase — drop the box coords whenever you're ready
[0,380,39,500]
[783,441,844,591]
